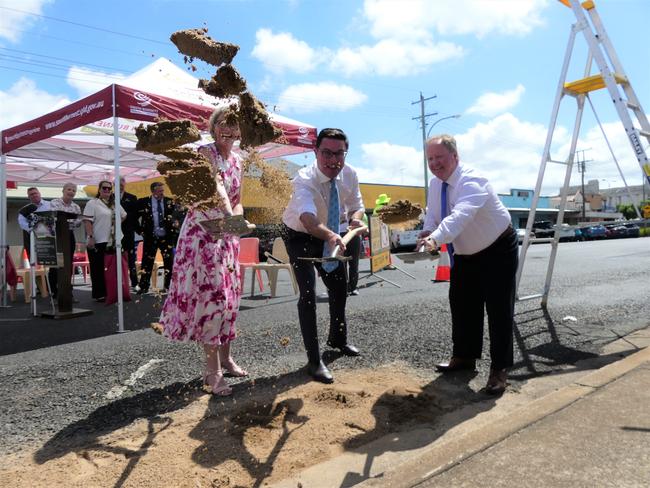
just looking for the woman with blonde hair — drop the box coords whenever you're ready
[158,106,248,396]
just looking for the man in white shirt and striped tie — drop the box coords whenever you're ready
[282,128,366,383]
[417,134,518,395]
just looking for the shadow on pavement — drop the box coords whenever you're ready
[337,371,497,487]
[189,369,312,488]
[0,290,164,356]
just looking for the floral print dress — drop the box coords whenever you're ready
[160,144,243,345]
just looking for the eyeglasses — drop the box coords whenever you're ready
[319,149,347,160]
[100,186,112,190]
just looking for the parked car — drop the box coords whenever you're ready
[574,228,585,242]
[604,223,627,239]
[623,222,641,238]
[581,225,608,240]
[516,228,534,244]
[532,220,554,238]
[555,224,577,242]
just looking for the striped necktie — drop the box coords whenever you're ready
[441,181,455,267]
[322,179,340,272]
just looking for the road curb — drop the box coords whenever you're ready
[357,345,650,488]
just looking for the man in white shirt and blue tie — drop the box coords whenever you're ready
[282,128,366,383]
[417,134,518,395]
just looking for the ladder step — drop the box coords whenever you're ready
[626,101,640,111]
[564,73,627,95]
[531,238,554,244]
[517,294,544,302]
[639,129,650,138]
[549,159,568,165]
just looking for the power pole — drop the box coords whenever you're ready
[411,92,437,203]
[576,148,592,221]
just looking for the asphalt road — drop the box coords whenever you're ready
[1,237,649,458]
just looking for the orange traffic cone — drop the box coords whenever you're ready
[21,249,31,269]
[433,244,451,282]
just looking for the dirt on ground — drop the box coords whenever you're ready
[0,365,466,488]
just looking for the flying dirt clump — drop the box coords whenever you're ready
[198,64,247,98]
[170,28,239,66]
[237,91,283,149]
[135,120,201,154]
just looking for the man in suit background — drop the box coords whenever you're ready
[17,186,51,259]
[116,177,140,288]
[136,182,175,293]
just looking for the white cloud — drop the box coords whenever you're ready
[277,82,367,113]
[0,77,70,128]
[0,0,53,43]
[67,66,126,97]
[251,28,324,74]
[330,39,464,77]
[357,142,424,185]
[364,0,549,41]
[466,84,525,117]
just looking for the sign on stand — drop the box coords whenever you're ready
[33,215,58,266]
[368,214,391,273]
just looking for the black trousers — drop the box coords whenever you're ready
[283,226,348,365]
[342,231,360,293]
[448,227,518,370]
[87,242,108,300]
[138,236,174,290]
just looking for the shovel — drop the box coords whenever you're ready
[298,224,368,263]
[199,215,256,237]
[394,243,440,264]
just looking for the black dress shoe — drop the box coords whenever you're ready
[307,361,333,383]
[485,368,507,395]
[327,342,360,356]
[136,287,148,295]
[435,357,476,373]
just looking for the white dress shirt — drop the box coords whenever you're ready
[18,200,51,232]
[82,198,127,244]
[283,162,365,234]
[423,164,511,255]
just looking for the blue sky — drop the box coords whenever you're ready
[1,0,649,195]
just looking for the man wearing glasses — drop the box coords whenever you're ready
[282,128,365,383]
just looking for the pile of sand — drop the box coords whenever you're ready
[376,200,423,227]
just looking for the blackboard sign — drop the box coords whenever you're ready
[32,213,58,266]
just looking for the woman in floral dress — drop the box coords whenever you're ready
[159,106,248,396]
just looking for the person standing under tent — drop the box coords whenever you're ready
[82,180,126,302]
[49,183,82,299]
[158,106,248,397]
[416,134,517,395]
[282,127,365,384]
[116,177,140,289]
[17,187,51,260]
[135,182,175,294]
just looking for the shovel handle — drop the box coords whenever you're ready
[330,225,368,258]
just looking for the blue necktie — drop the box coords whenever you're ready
[441,181,455,267]
[322,179,340,272]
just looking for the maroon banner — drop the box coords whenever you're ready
[2,84,316,155]
[115,85,316,149]
[1,87,113,153]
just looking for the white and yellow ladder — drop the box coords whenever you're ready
[517,0,650,306]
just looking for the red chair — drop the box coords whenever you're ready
[239,237,265,296]
[72,243,90,283]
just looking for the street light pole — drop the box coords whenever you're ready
[412,93,437,204]
[423,114,461,202]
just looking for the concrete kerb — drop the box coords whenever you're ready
[358,345,650,488]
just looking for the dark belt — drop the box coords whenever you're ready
[497,224,515,241]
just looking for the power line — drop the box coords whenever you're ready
[0,65,124,87]
[0,5,168,45]
[0,47,132,73]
